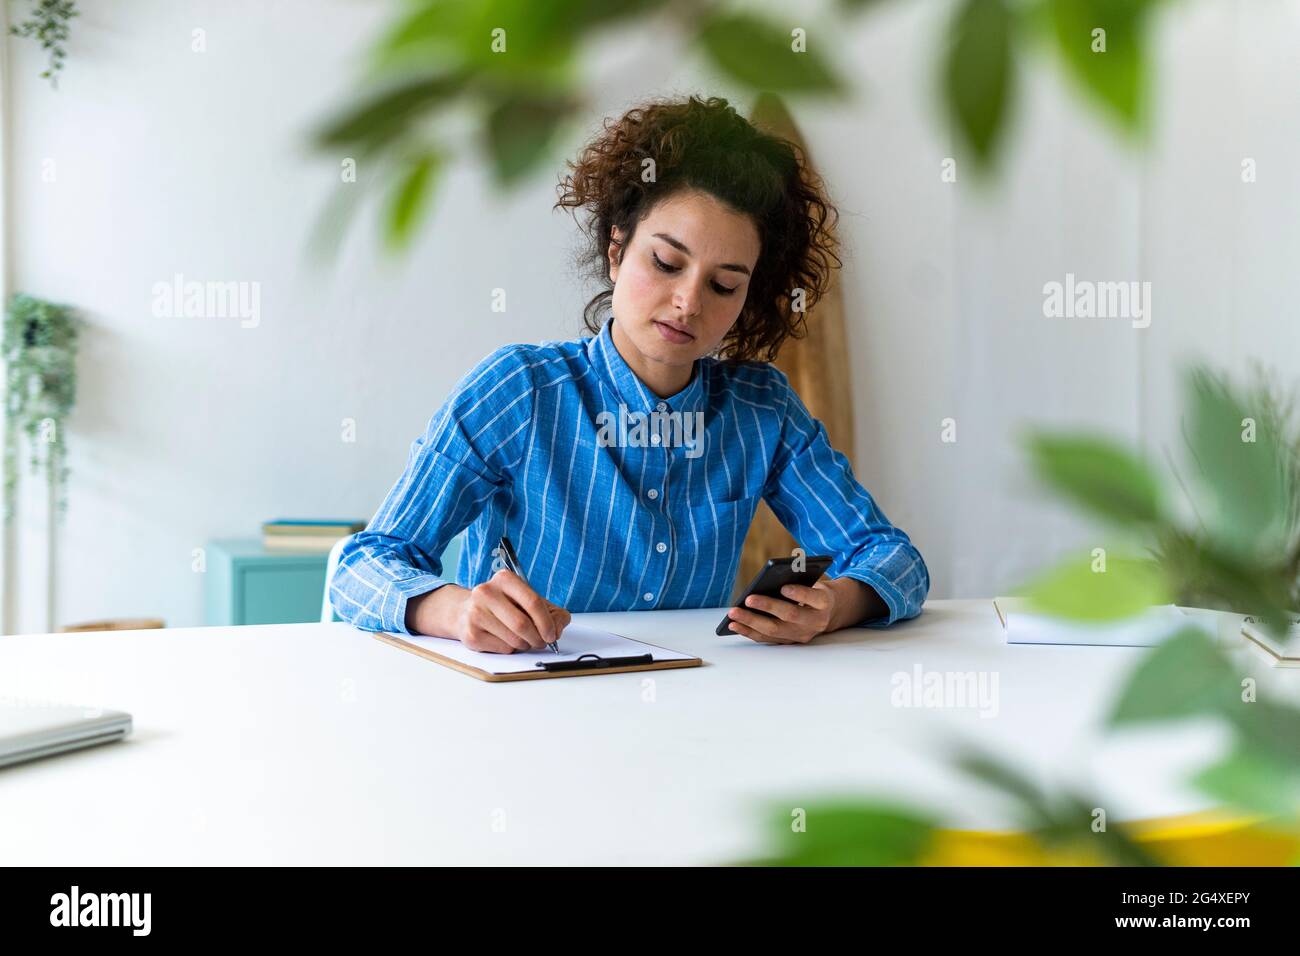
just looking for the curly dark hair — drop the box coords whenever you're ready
[553,94,842,363]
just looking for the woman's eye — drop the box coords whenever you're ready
[651,251,679,273]
[653,251,737,295]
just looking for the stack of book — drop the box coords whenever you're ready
[262,518,366,552]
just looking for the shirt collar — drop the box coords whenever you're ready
[587,314,706,419]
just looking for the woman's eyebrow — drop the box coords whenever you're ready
[652,232,751,276]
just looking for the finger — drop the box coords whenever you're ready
[479,609,532,651]
[743,593,817,626]
[465,608,524,652]
[466,630,518,654]
[473,592,534,651]
[496,572,556,647]
[727,619,796,645]
[779,583,832,610]
[728,606,793,640]
[547,603,572,636]
[485,573,548,648]
[493,600,547,650]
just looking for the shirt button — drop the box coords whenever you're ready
[646,488,658,500]
[643,592,654,602]
[656,542,667,553]
[656,402,667,411]
[650,433,661,444]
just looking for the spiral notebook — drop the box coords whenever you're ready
[375,623,702,682]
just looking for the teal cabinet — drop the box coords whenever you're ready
[206,536,465,626]
[205,539,330,626]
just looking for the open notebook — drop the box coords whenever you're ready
[375,623,702,682]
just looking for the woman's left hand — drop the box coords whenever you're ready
[725,581,837,645]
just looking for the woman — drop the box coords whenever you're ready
[331,95,929,653]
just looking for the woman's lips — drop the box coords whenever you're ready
[654,320,694,344]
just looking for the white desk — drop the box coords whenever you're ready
[0,600,1286,865]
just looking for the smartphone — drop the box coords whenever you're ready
[716,555,834,636]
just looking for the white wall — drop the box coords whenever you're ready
[3,0,1297,632]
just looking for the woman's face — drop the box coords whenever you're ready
[607,189,761,379]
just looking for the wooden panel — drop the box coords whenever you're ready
[737,93,855,595]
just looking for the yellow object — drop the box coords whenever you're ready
[921,810,1300,866]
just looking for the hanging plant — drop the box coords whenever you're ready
[8,0,79,87]
[3,293,82,521]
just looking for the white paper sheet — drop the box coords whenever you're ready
[1003,603,1189,647]
[387,623,696,675]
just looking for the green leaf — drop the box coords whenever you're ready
[1042,0,1154,132]
[697,12,847,95]
[315,73,467,153]
[373,0,610,85]
[954,744,1162,865]
[1020,553,1169,621]
[1193,747,1300,819]
[1024,431,1165,526]
[942,0,1016,169]
[483,96,572,187]
[753,799,936,866]
[1224,696,1300,768]
[384,153,442,251]
[1108,625,1241,726]
[372,0,469,68]
[376,0,664,62]
[954,748,1058,832]
[1049,793,1165,865]
[1186,540,1295,642]
[1186,366,1289,559]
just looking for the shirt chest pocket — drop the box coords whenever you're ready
[682,493,760,555]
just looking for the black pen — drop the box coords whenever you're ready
[498,535,562,655]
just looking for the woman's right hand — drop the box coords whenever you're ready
[406,570,571,653]
[408,569,569,654]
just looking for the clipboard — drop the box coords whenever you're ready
[374,622,703,682]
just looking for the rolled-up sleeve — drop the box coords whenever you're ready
[329,345,536,634]
[760,369,930,628]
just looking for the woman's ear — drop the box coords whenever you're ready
[606,226,623,282]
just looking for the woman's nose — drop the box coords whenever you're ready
[672,280,703,317]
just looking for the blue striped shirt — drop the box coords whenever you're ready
[330,315,929,635]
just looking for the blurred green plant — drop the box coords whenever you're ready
[312,0,1172,255]
[752,364,1299,865]
[748,744,1165,865]
[8,0,79,87]
[1015,363,1300,827]
[2,293,82,521]
[1108,623,1300,820]
[1020,364,1297,639]
[745,800,939,866]
[1154,362,1300,615]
